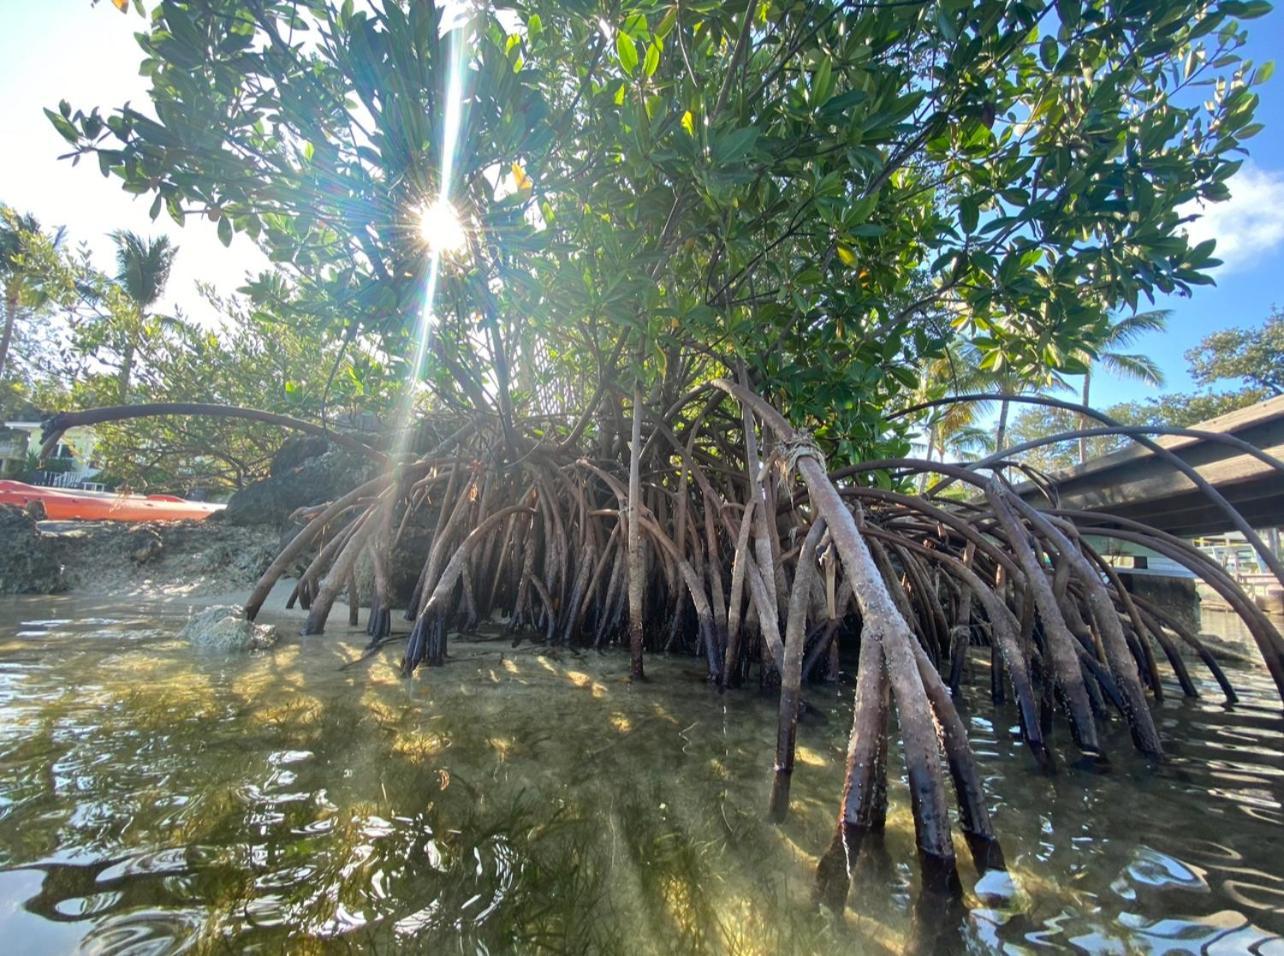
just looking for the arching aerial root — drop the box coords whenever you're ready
[47,391,1284,907]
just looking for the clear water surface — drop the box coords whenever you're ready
[0,594,1281,954]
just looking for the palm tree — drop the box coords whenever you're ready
[920,341,1065,456]
[934,422,994,461]
[916,343,994,467]
[111,231,177,399]
[1072,310,1168,463]
[991,365,1057,454]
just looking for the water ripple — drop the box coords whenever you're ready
[0,597,1280,953]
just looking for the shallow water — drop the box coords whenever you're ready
[0,595,1281,954]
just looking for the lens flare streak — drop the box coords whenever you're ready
[395,24,470,461]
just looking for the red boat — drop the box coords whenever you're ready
[0,480,224,522]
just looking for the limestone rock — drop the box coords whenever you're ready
[180,604,278,652]
[0,505,67,594]
[128,527,165,563]
[222,444,374,526]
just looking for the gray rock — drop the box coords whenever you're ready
[270,434,331,477]
[180,604,278,652]
[128,527,165,563]
[0,505,67,594]
[222,445,374,526]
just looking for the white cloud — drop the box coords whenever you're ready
[1180,164,1284,273]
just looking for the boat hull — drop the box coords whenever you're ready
[0,481,224,522]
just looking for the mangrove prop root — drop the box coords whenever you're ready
[815,625,891,912]
[768,517,826,822]
[59,384,1278,905]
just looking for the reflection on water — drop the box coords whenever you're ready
[0,594,1281,953]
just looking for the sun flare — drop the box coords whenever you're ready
[417,198,467,255]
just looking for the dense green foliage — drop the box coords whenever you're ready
[0,207,392,490]
[81,288,393,490]
[51,0,1268,464]
[0,208,80,416]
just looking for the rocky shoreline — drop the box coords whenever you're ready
[0,506,285,599]
[0,437,374,600]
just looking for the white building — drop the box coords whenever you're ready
[0,422,104,489]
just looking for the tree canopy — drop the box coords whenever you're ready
[0,207,81,413]
[79,288,394,491]
[51,0,1269,462]
[1186,307,1284,396]
[1,199,394,491]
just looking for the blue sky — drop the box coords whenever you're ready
[1126,4,1284,408]
[0,1,1281,409]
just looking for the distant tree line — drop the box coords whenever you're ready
[1008,308,1282,474]
[0,204,393,492]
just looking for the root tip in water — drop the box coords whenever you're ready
[974,867,1018,906]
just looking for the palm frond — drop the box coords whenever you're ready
[1098,351,1164,386]
[1102,309,1170,348]
[111,231,178,309]
[947,425,995,459]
